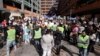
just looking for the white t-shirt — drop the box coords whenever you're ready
[41,34,54,49]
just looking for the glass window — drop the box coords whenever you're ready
[41,2,45,4]
[41,5,45,7]
[46,2,52,4]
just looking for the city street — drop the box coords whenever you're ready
[0,0,100,56]
[0,41,97,56]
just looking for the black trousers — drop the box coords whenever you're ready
[34,38,43,56]
[88,40,95,52]
[56,44,61,55]
[34,39,41,50]
[54,31,62,55]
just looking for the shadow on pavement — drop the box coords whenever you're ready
[30,41,43,56]
[61,45,78,56]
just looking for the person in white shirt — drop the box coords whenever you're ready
[89,32,96,52]
[41,29,54,56]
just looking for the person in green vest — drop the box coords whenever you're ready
[51,22,57,31]
[57,24,64,34]
[64,23,69,41]
[33,26,42,41]
[77,30,90,56]
[57,23,64,38]
[6,25,16,56]
[54,23,64,55]
[33,24,42,55]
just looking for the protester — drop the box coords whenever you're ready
[33,24,42,52]
[54,23,64,55]
[6,26,16,56]
[89,32,96,52]
[77,30,90,56]
[0,14,99,56]
[22,22,30,44]
[0,30,4,48]
[41,29,54,56]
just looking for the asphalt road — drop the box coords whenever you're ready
[0,41,97,56]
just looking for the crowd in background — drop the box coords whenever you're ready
[0,15,100,56]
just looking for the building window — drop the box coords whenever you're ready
[41,2,45,4]
[41,5,45,7]
[33,3,35,6]
[46,5,51,7]
[45,8,50,10]
[41,0,45,1]
[42,8,45,10]
[46,2,52,4]
[49,0,52,1]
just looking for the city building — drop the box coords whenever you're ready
[57,0,100,16]
[56,0,100,22]
[47,0,59,16]
[0,0,3,9]
[41,0,56,15]
[0,0,41,16]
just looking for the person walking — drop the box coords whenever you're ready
[6,26,16,56]
[22,23,30,44]
[77,30,90,56]
[41,29,54,56]
[33,24,42,54]
[0,29,4,48]
[54,23,64,55]
[89,32,96,52]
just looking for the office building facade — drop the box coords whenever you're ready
[41,0,56,15]
[57,0,100,16]
[47,0,59,16]
[1,0,40,14]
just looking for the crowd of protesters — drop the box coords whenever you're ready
[0,15,100,56]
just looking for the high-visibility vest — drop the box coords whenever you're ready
[57,26,64,33]
[78,35,89,48]
[47,24,51,29]
[65,24,68,31]
[51,25,57,31]
[34,28,42,39]
[7,29,16,41]
[47,24,53,29]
